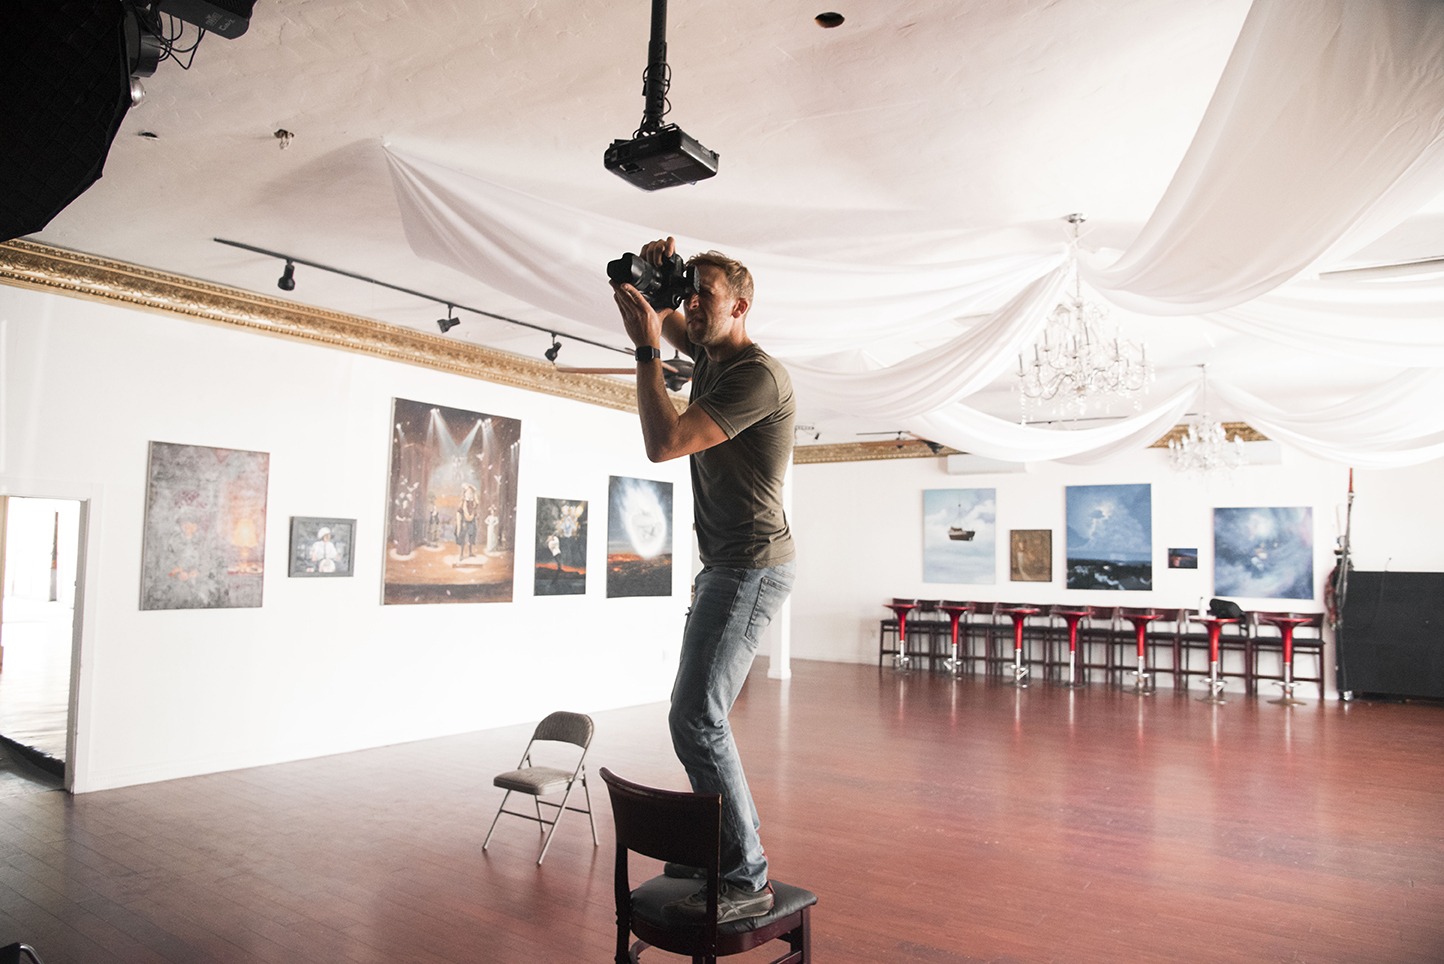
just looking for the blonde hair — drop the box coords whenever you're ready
[687,250,754,304]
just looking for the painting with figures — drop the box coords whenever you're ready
[383,398,522,604]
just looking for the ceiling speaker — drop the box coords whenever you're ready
[0,0,132,243]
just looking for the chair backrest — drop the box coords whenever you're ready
[533,710,593,749]
[600,767,721,870]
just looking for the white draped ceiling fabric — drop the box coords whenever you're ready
[386,0,1444,468]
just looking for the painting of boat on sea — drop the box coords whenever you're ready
[1065,483,1152,591]
[923,488,995,584]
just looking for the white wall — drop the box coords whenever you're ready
[790,443,1444,696]
[0,286,691,792]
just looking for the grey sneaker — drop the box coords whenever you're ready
[663,862,705,879]
[665,881,775,924]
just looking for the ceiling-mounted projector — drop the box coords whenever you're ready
[605,0,717,190]
[605,124,718,191]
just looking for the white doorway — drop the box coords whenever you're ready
[0,495,83,790]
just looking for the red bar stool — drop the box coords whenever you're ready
[1119,608,1163,695]
[1052,606,1092,688]
[1259,613,1316,705]
[1195,616,1238,703]
[938,601,975,676]
[882,598,918,671]
[998,605,1040,687]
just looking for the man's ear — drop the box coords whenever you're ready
[731,296,750,319]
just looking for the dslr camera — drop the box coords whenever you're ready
[606,251,696,311]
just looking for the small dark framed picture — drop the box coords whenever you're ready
[289,517,356,577]
[1167,547,1198,569]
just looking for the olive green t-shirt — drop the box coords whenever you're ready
[686,342,796,568]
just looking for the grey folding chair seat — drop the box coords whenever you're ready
[482,710,599,864]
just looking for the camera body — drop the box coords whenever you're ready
[607,252,695,311]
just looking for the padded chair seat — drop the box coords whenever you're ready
[493,765,576,796]
[630,876,818,937]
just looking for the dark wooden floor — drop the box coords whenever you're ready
[1,661,1442,963]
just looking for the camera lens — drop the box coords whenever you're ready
[606,253,657,291]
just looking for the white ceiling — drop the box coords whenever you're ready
[27,0,1444,447]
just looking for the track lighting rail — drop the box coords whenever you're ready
[213,237,631,358]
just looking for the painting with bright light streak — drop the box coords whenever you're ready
[922,488,995,584]
[383,397,522,604]
[607,476,673,598]
[1213,507,1314,600]
[1065,483,1152,591]
[139,441,269,610]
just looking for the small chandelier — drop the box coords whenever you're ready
[1169,367,1246,473]
[1018,214,1152,420]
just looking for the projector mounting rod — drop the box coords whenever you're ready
[641,0,669,133]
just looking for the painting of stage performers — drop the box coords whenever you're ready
[1065,483,1153,590]
[383,398,522,604]
[139,441,269,610]
[534,497,588,596]
[607,476,673,598]
[1213,506,1314,599]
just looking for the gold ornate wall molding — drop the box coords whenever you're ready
[1148,421,1267,448]
[0,238,660,415]
[793,439,959,464]
[796,422,1267,465]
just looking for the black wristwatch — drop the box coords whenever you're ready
[634,345,663,363]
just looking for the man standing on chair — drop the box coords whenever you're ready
[612,236,796,924]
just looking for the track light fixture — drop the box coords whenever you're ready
[214,238,636,362]
[437,305,460,333]
[544,336,562,363]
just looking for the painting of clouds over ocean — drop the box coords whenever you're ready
[1066,483,1152,591]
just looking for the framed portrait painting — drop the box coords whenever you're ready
[289,517,355,577]
[1009,529,1052,582]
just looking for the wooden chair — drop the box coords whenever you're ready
[1250,611,1326,701]
[967,602,1009,676]
[482,711,599,864]
[599,767,817,964]
[911,599,948,670]
[1176,612,1251,693]
[1077,605,1121,682]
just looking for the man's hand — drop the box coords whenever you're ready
[613,235,688,355]
[639,236,676,267]
[612,281,663,349]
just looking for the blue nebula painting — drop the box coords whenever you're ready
[1065,483,1152,590]
[1213,507,1314,600]
[923,488,995,584]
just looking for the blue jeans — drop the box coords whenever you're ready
[669,562,795,891]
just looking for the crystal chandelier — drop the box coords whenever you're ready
[1168,368,1246,472]
[1018,214,1152,421]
